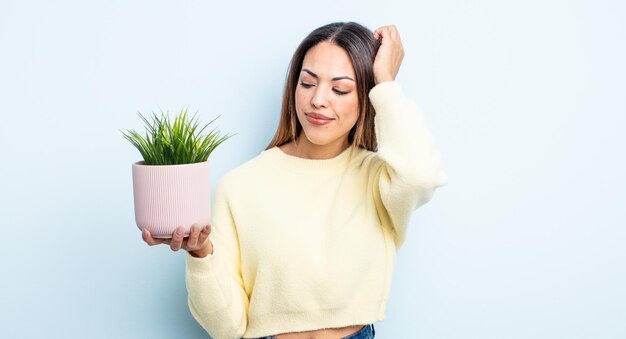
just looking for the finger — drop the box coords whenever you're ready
[374,28,385,40]
[142,228,169,246]
[186,225,200,250]
[197,224,212,247]
[387,25,399,37]
[377,28,393,43]
[170,226,185,251]
[375,25,391,33]
[377,25,400,42]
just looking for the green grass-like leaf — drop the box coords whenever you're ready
[121,107,234,165]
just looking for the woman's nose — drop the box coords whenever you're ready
[311,88,328,108]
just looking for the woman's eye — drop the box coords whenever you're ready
[333,88,349,95]
[300,82,314,88]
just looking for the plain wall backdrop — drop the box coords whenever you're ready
[1,0,624,338]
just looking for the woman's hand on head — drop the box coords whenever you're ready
[373,25,404,84]
[142,224,214,258]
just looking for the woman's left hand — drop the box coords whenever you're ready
[373,25,405,84]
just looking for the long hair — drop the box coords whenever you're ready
[266,22,381,152]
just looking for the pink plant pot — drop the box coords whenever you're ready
[132,161,211,238]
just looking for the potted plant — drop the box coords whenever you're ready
[122,108,232,238]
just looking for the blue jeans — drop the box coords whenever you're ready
[255,324,375,339]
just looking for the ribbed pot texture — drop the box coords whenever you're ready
[132,161,211,238]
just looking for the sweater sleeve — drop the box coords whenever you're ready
[185,178,249,339]
[369,81,448,250]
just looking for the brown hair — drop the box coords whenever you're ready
[266,22,381,152]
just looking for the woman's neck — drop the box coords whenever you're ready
[280,135,350,160]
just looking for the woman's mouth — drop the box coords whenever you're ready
[305,113,334,126]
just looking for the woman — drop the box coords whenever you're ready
[143,22,448,339]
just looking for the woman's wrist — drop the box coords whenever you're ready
[188,241,214,258]
[375,74,395,85]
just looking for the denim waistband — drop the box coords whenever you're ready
[255,323,375,339]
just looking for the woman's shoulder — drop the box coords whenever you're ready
[349,145,383,167]
[216,147,277,187]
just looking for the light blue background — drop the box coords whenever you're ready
[1,0,624,338]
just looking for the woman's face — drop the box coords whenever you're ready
[295,41,359,150]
